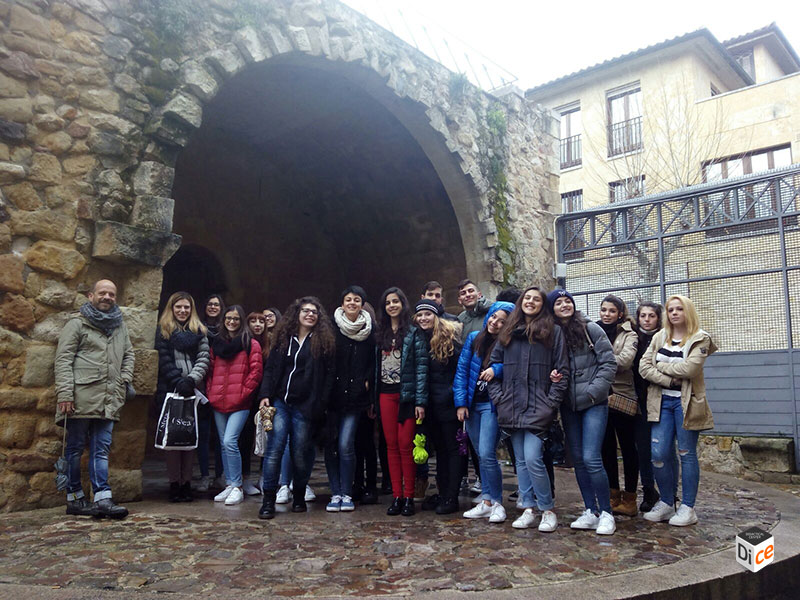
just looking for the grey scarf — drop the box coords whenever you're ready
[334,307,372,341]
[80,302,123,336]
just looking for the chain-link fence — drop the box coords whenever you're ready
[556,166,800,466]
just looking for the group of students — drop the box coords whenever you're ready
[154,278,716,535]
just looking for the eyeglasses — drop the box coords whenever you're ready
[264,314,276,320]
[224,316,241,322]
[207,302,221,307]
[300,308,319,316]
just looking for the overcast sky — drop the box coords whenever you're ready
[341,0,800,90]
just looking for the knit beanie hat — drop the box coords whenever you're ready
[546,288,575,312]
[414,299,443,316]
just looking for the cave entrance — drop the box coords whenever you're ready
[163,53,473,315]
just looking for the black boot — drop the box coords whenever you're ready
[94,498,128,519]
[66,497,99,517]
[386,497,402,516]
[435,497,460,515]
[292,496,307,513]
[640,486,659,513]
[401,497,415,517]
[361,488,378,505]
[422,493,440,511]
[169,482,181,503]
[259,490,276,520]
[180,482,193,502]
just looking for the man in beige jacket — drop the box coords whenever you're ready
[55,279,134,519]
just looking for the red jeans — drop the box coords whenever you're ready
[379,393,416,498]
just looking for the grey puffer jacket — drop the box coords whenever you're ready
[563,319,616,413]
[488,326,569,432]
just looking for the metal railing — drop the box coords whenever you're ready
[607,116,642,156]
[560,135,582,169]
[556,165,800,466]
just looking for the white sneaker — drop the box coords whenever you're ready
[538,510,558,532]
[224,487,244,505]
[643,500,675,523]
[596,511,616,535]
[275,485,291,504]
[305,485,316,502]
[463,502,493,519]
[488,502,506,523]
[472,495,484,504]
[668,504,698,526]
[512,508,536,529]
[197,475,212,492]
[214,485,234,502]
[516,496,524,509]
[570,508,599,530]
[242,481,261,496]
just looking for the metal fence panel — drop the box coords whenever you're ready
[556,166,800,467]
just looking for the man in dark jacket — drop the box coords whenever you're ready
[54,279,134,519]
[456,279,491,342]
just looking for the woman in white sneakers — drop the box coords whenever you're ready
[488,287,569,531]
[455,301,515,524]
[549,289,617,535]
[639,295,716,526]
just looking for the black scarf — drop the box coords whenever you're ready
[171,329,203,351]
[597,320,619,345]
[211,334,245,359]
[80,302,123,336]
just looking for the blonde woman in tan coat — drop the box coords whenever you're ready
[639,295,716,527]
[597,295,640,517]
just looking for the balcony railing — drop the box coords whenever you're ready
[560,134,582,169]
[607,116,642,157]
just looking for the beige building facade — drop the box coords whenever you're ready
[525,24,800,212]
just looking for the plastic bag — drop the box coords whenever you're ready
[154,392,198,450]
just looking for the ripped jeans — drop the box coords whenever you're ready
[651,395,700,507]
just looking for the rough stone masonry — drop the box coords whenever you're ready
[0,0,561,512]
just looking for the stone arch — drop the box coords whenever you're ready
[0,0,558,511]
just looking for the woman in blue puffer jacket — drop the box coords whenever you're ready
[453,300,515,524]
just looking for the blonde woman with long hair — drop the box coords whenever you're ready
[155,292,210,502]
[639,295,716,527]
[413,299,464,515]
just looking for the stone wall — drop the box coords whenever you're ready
[698,435,797,483]
[0,0,558,512]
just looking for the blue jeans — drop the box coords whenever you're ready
[324,411,360,497]
[510,429,554,511]
[561,403,612,514]
[278,437,316,486]
[651,395,700,507]
[465,402,502,503]
[262,400,314,493]
[213,409,249,487]
[65,418,114,501]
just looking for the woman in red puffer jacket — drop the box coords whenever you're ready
[207,304,263,506]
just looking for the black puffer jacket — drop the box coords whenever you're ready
[155,328,210,402]
[427,336,462,422]
[488,326,568,432]
[400,326,429,409]
[332,329,375,413]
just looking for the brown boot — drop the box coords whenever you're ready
[614,491,638,517]
[609,488,621,511]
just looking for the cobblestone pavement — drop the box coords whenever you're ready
[0,462,782,598]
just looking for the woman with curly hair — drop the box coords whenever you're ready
[413,299,463,515]
[258,297,336,519]
[155,292,209,502]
